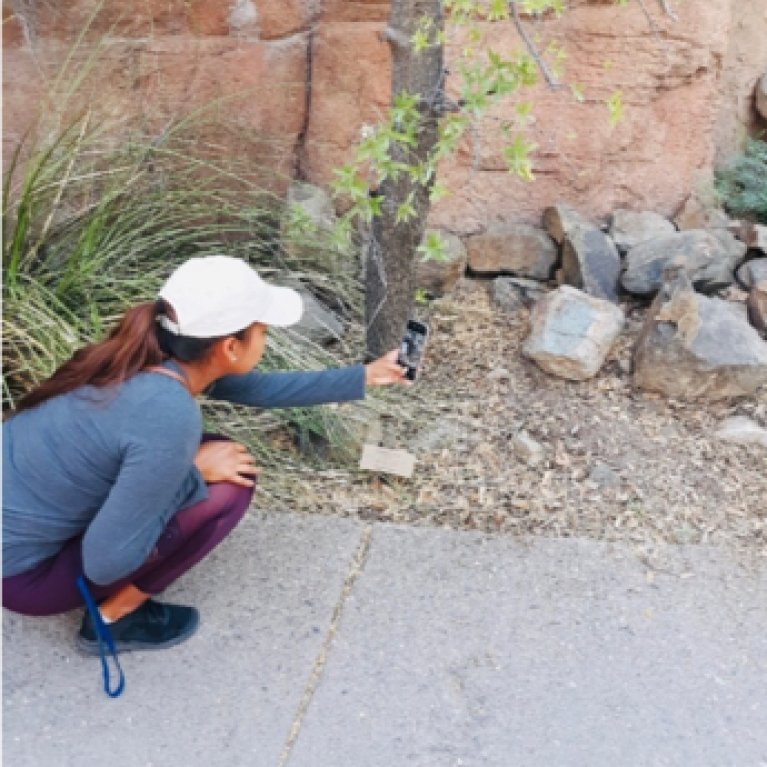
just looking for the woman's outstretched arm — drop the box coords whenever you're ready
[205,365,367,409]
[205,352,408,409]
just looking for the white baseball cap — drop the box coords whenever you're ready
[158,256,304,338]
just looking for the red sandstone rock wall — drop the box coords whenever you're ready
[714,0,767,165]
[2,0,313,181]
[301,0,767,232]
[3,0,766,229]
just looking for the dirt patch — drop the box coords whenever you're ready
[263,279,767,567]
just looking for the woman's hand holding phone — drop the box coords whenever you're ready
[365,350,411,387]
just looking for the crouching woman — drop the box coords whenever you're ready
[3,256,406,668]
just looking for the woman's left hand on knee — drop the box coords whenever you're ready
[194,441,259,488]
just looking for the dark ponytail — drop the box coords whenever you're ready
[11,301,165,416]
[11,299,250,416]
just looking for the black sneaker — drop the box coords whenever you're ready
[77,599,200,655]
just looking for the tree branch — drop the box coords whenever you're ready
[508,2,566,92]
[658,0,678,21]
[378,27,410,47]
[635,0,673,57]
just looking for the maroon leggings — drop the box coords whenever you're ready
[3,439,254,618]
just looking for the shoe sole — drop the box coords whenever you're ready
[76,610,200,656]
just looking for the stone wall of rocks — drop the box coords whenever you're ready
[282,175,767,403]
[420,198,767,401]
[4,0,767,229]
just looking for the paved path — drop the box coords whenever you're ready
[4,511,767,766]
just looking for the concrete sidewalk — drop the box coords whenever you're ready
[4,511,767,767]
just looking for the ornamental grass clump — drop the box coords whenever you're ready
[2,107,381,492]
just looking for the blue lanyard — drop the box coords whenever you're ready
[76,576,125,698]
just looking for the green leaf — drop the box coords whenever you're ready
[488,0,509,20]
[503,134,536,181]
[392,92,420,127]
[330,164,369,203]
[395,192,416,225]
[358,194,384,223]
[411,29,429,53]
[607,89,624,128]
[570,83,585,103]
[331,214,354,250]
[416,230,450,262]
[515,102,532,120]
[429,181,450,203]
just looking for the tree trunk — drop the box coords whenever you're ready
[365,0,444,358]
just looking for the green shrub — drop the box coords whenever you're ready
[2,8,411,502]
[714,138,767,225]
[2,109,382,490]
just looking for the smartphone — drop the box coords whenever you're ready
[397,320,430,382]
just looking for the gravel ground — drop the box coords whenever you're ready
[259,279,767,568]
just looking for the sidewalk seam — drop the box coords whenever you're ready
[277,523,374,767]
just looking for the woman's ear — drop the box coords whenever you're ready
[215,336,239,364]
[226,337,239,362]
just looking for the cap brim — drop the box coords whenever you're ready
[258,285,304,327]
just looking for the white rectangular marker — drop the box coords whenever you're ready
[360,445,416,478]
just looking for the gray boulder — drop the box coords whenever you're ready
[633,270,767,400]
[752,225,767,253]
[281,182,351,273]
[675,194,730,231]
[609,209,675,251]
[284,182,336,234]
[491,277,548,312]
[757,73,767,122]
[491,280,525,313]
[718,299,750,325]
[542,203,592,244]
[748,285,767,337]
[523,286,625,380]
[562,224,622,303]
[416,230,467,297]
[709,228,748,263]
[736,260,767,336]
[465,224,557,279]
[736,258,767,289]
[715,416,767,448]
[729,222,767,253]
[294,291,345,344]
[622,230,740,296]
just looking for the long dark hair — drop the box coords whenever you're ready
[11,299,247,416]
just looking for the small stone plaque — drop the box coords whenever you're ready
[359,445,416,478]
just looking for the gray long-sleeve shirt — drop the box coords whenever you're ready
[2,364,366,585]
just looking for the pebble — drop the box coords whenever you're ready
[588,463,623,488]
[512,431,546,467]
[714,416,767,448]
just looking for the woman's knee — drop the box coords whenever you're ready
[208,481,255,520]
[200,433,231,445]
[175,481,253,536]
